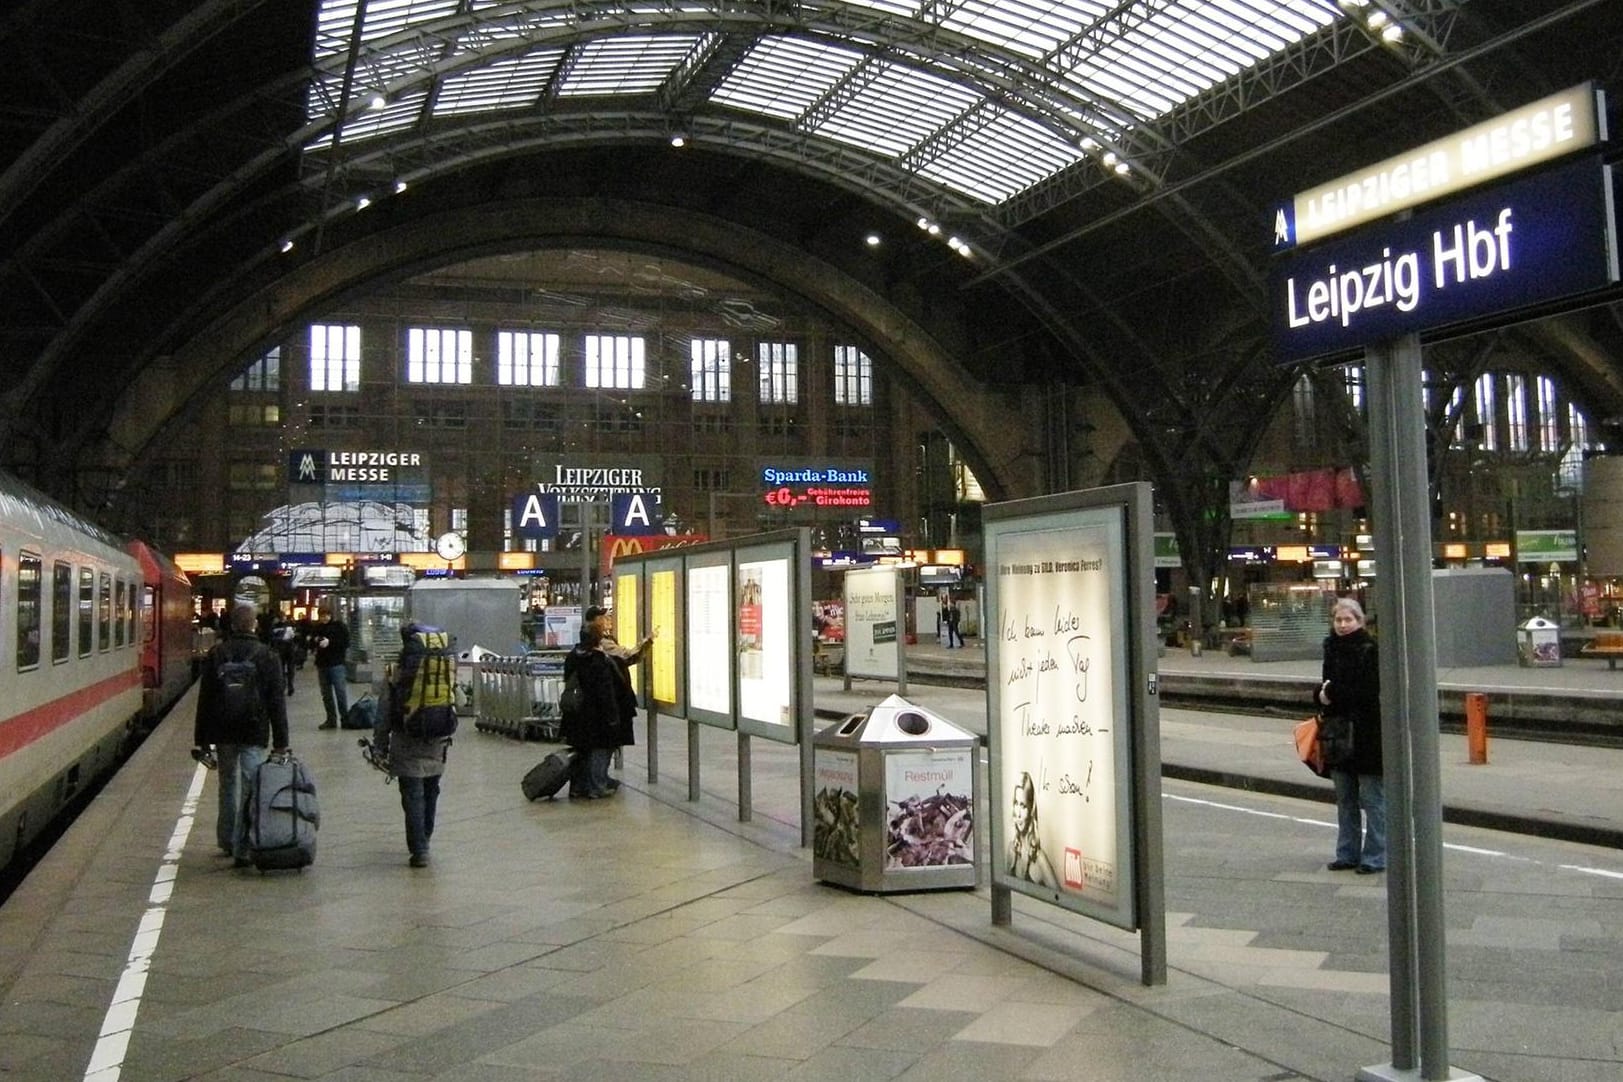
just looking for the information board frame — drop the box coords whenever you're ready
[645,556,685,714]
[842,565,904,683]
[684,548,735,730]
[734,538,801,742]
[984,483,1163,981]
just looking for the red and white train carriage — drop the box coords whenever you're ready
[0,470,195,873]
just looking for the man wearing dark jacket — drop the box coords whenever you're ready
[194,604,290,867]
[312,603,351,730]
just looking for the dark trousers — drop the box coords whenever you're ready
[399,775,441,857]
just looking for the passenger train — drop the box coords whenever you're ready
[0,469,196,879]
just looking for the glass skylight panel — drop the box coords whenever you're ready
[918,108,1085,203]
[358,0,460,45]
[332,91,429,145]
[942,0,1094,60]
[816,64,982,159]
[556,35,702,97]
[434,49,564,116]
[712,36,862,120]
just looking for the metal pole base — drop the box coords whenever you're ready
[1357,1063,1486,1082]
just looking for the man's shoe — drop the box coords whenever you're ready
[318,721,337,730]
[1355,864,1383,875]
[409,853,429,868]
[1327,860,1358,871]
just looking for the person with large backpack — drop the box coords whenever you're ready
[375,623,458,867]
[193,603,290,867]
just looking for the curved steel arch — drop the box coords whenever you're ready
[97,197,1041,520]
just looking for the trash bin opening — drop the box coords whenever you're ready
[837,714,866,736]
[896,711,930,736]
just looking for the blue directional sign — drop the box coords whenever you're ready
[1271,156,1618,364]
[511,492,561,540]
[611,491,663,536]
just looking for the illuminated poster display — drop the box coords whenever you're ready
[686,558,733,725]
[843,566,900,681]
[615,571,641,657]
[649,565,680,707]
[988,504,1136,927]
[737,548,794,737]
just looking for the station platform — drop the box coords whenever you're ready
[1,651,1620,1082]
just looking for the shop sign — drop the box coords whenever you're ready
[288,448,425,485]
[1275,83,1602,249]
[511,492,561,540]
[1271,156,1618,364]
[598,533,709,577]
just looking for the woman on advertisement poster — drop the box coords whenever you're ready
[1007,771,1059,887]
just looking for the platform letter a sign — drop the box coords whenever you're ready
[612,491,663,536]
[512,492,560,539]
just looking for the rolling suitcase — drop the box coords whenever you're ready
[521,749,576,801]
[246,752,320,870]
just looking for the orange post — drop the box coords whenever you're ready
[1465,692,1489,765]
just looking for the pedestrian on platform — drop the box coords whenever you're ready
[562,606,653,798]
[1314,597,1385,875]
[944,598,964,648]
[372,651,452,868]
[313,602,351,730]
[192,603,290,867]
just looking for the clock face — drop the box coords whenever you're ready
[435,532,465,560]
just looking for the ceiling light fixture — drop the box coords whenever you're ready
[279,238,294,254]
[669,134,687,148]
[355,195,372,210]
[393,179,408,194]
[865,233,882,247]
[369,93,387,111]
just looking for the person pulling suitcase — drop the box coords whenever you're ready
[192,603,290,868]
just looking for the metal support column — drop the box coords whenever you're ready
[1360,334,1483,1082]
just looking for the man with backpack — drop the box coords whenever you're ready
[193,603,290,868]
[374,623,458,867]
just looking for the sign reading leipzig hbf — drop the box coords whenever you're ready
[1270,83,1617,365]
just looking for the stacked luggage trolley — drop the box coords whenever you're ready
[472,650,568,742]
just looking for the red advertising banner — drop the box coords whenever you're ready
[599,533,709,577]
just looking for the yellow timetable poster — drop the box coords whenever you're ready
[651,569,678,704]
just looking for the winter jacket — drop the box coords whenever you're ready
[561,642,637,751]
[312,618,349,669]
[1313,626,1382,775]
[194,632,290,749]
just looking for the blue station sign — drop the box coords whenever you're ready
[1271,156,1618,365]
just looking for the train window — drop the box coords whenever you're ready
[126,580,138,646]
[141,585,157,644]
[113,576,125,648]
[17,552,42,671]
[78,567,93,658]
[99,572,113,652]
[53,562,71,663]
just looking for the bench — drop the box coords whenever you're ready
[1579,632,1623,669]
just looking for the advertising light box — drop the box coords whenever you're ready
[1271,156,1618,364]
[987,501,1137,928]
[736,543,797,740]
[844,566,902,682]
[649,562,682,708]
[685,555,734,727]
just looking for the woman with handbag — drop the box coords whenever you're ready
[1313,597,1385,875]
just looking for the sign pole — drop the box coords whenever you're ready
[1361,334,1483,1082]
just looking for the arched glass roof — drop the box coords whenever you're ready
[307,0,1345,206]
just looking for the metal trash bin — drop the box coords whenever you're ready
[1517,616,1562,667]
[811,694,979,893]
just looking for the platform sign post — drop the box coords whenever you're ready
[1269,87,1616,1082]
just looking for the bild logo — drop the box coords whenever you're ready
[1064,847,1085,890]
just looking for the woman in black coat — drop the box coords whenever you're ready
[561,623,636,798]
[1313,597,1385,874]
